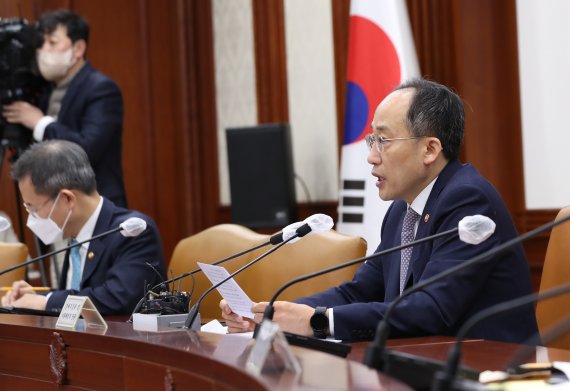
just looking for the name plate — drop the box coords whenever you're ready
[56,295,107,331]
[245,320,301,375]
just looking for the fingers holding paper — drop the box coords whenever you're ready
[220,299,256,333]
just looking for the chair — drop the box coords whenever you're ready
[535,206,570,349]
[168,224,367,320]
[0,242,29,288]
[168,224,268,320]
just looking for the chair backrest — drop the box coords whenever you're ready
[169,224,367,320]
[536,206,570,349]
[0,242,29,288]
[168,224,267,320]
[237,230,367,303]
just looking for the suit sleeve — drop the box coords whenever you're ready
[335,184,512,340]
[43,76,124,167]
[45,219,166,315]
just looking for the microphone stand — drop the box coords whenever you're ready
[262,227,459,322]
[432,282,570,391]
[128,233,283,320]
[0,225,124,277]
[365,212,570,373]
[183,226,311,329]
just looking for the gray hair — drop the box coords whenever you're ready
[12,140,97,198]
[394,78,464,161]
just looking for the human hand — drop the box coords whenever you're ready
[8,293,48,310]
[219,299,256,333]
[2,101,44,129]
[1,280,37,306]
[252,301,314,336]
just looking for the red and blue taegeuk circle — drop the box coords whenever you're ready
[343,15,401,145]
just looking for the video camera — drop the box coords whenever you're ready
[0,18,45,153]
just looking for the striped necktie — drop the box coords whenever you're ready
[400,208,420,294]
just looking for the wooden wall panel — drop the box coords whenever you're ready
[0,0,220,263]
[252,0,288,123]
[0,0,557,288]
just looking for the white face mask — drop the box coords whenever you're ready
[36,46,76,81]
[26,193,72,245]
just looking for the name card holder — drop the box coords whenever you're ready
[245,320,301,376]
[56,295,107,331]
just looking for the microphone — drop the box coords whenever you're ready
[0,216,10,233]
[183,214,334,329]
[261,215,494,322]
[252,216,492,358]
[128,218,324,319]
[0,217,147,277]
[432,282,570,391]
[364,212,570,390]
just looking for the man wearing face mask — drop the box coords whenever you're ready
[0,140,166,315]
[1,9,127,208]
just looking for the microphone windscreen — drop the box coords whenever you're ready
[0,216,10,233]
[120,217,147,237]
[304,214,334,234]
[282,221,305,243]
[458,215,496,245]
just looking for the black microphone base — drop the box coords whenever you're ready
[370,350,480,390]
[432,371,490,391]
[283,331,351,358]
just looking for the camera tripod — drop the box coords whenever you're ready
[0,132,55,287]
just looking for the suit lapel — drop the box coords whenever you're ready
[58,62,92,121]
[403,160,463,288]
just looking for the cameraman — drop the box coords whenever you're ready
[2,10,127,208]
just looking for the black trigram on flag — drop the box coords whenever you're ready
[340,179,366,223]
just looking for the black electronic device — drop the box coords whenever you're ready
[226,123,297,229]
[310,306,328,339]
[0,18,45,154]
[139,291,191,315]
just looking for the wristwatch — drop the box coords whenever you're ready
[310,306,329,339]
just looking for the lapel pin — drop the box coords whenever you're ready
[424,213,430,223]
[87,251,95,260]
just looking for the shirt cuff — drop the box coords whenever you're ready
[328,307,335,338]
[33,116,55,141]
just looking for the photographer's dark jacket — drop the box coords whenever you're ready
[40,61,127,207]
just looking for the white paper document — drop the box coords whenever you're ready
[197,262,255,318]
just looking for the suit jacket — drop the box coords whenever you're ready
[297,160,538,343]
[40,62,127,207]
[47,198,166,315]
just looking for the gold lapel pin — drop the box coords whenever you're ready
[424,213,430,223]
[87,251,95,260]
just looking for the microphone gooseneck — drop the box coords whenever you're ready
[184,223,313,329]
[128,219,317,322]
[261,226,462,324]
[365,212,570,380]
[432,282,570,391]
[0,218,145,277]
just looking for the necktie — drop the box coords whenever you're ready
[400,208,420,294]
[70,239,82,291]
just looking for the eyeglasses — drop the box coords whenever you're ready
[23,194,58,219]
[365,133,426,153]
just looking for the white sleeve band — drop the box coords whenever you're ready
[328,308,335,338]
[33,116,56,141]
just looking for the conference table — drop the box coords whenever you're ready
[0,314,568,390]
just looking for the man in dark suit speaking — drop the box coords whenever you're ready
[1,140,165,315]
[221,78,539,344]
[2,9,127,207]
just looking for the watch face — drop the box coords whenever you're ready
[310,308,328,330]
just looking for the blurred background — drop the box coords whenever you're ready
[1,0,567,291]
